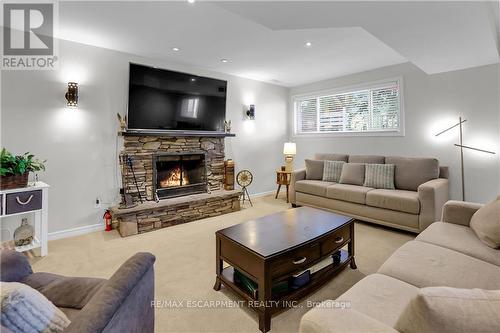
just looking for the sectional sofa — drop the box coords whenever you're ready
[290,154,449,233]
[300,199,500,333]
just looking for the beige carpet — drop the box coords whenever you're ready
[30,195,414,333]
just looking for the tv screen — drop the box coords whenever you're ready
[128,63,227,132]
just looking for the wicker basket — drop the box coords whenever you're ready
[0,172,29,190]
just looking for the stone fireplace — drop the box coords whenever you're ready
[153,152,207,199]
[111,134,241,237]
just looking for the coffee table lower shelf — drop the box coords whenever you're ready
[216,250,353,330]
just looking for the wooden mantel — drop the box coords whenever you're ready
[120,130,236,138]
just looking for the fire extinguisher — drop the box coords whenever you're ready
[103,210,112,231]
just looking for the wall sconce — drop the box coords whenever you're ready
[65,82,78,107]
[245,104,255,120]
[283,142,297,172]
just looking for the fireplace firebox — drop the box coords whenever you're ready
[153,152,207,199]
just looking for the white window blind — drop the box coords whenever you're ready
[294,80,402,135]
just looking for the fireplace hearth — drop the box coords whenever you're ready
[153,152,207,199]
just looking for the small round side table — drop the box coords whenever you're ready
[275,170,291,203]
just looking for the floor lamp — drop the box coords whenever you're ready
[435,116,496,201]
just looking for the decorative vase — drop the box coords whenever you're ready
[14,218,34,246]
[0,172,29,190]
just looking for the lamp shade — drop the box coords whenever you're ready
[283,142,296,155]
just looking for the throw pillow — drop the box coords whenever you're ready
[470,196,500,249]
[305,159,324,180]
[395,286,500,333]
[339,163,365,186]
[363,164,395,189]
[322,161,345,182]
[1,282,70,333]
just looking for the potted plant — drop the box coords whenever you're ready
[0,148,46,190]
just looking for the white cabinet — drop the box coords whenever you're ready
[0,182,49,256]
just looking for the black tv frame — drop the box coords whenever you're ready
[126,62,228,136]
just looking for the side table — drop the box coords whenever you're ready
[275,170,291,203]
[0,182,49,256]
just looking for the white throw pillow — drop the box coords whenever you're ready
[395,286,500,333]
[1,282,71,333]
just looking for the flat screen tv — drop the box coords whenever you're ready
[127,63,227,133]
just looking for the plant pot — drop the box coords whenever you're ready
[0,172,29,190]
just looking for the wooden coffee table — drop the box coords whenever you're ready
[213,207,356,332]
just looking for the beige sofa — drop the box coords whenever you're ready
[290,154,449,233]
[300,200,500,333]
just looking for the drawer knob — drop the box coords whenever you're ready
[16,195,34,206]
[334,237,344,244]
[292,257,307,265]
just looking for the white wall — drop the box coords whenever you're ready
[289,62,500,203]
[1,39,288,236]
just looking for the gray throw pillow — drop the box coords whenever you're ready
[322,161,345,182]
[470,196,500,249]
[305,159,324,180]
[364,164,395,189]
[339,163,365,186]
[1,282,71,333]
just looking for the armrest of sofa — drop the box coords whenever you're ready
[300,304,398,333]
[65,252,156,333]
[442,200,483,227]
[418,178,449,231]
[290,168,306,204]
[0,250,33,282]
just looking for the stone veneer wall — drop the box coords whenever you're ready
[112,190,241,236]
[121,136,224,202]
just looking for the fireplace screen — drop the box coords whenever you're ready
[153,153,207,199]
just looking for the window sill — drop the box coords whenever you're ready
[292,130,405,138]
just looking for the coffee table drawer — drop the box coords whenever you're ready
[271,243,320,278]
[321,224,351,255]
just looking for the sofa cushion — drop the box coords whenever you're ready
[322,160,345,182]
[366,189,420,214]
[378,240,500,290]
[416,222,500,266]
[305,159,324,180]
[314,153,348,162]
[337,273,419,328]
[295,180,335,197]
[470,196,500,249]
[363,164,395,190]
[22,272,106,309]
[326,184,373,204]
[300,305,398,333]
[385,156,439,191]
[348,155,385,164]
[1,281,71,333]
[339,163,365,186]
[395,287,500,333]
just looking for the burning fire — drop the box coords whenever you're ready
[160,167,189,187]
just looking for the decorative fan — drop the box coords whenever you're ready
[236,170,253,207]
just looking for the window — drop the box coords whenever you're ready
[293,79,403,136]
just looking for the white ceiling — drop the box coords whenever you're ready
[53,1,499,87]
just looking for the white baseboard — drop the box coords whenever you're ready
[48,223,105,241]
[249,190,275,198]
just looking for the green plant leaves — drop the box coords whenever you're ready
[0,148,46,176]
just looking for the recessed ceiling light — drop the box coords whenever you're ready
[190,78,196,82]
[187,0,195,3]
[172,47,180,52]
[220,59,228,63]
[305,42,312,47]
